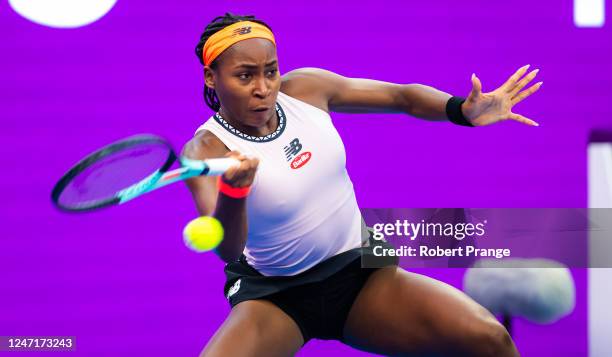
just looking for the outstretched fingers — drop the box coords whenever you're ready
[509,112,539,126]
[501,64,531,92]
[509,68,540,96]
[511,81,543,105]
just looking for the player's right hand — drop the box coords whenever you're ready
[221,151,259,188]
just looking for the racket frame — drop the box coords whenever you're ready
[51,134,237,212]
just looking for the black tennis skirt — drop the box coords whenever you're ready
[222,239,398,342]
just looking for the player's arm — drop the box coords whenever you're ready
[281,67,452,121]
[181,131,257,263]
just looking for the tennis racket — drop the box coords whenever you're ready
[51,134,239,212]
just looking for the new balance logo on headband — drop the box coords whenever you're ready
[232,26,252,36]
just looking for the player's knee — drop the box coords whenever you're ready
[469,319,517,357]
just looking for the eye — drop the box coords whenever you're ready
[237,73,251,80]
[266,69,278,77]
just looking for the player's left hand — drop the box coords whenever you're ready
[461,64,543,127]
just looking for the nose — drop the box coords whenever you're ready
[252,76,270,98]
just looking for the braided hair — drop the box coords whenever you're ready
[195,13,273,112]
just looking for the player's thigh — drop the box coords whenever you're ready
[342,266,515,356]
[201,299,304,357]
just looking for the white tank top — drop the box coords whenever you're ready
[195,91,362,276]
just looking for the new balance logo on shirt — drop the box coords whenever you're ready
[283,138,311,169]
[284,138,302,161]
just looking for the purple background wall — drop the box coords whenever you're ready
[2,0,610,355]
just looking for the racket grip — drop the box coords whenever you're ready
[204,158,241,176]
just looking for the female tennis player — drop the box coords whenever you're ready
[183,13,540,357]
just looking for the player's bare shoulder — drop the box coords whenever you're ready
[281,68,338,113]
[181,129,229,160]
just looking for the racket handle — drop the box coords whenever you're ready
[180,157,241,176]
[203,158,241,176]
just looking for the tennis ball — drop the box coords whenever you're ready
[183,216,224,252]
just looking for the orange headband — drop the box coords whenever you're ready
[203,21,276,66]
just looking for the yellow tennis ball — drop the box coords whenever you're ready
[183,216,224,252]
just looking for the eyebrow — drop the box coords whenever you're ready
[233,60,278,69]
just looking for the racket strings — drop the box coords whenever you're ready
[54,139,173,210]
